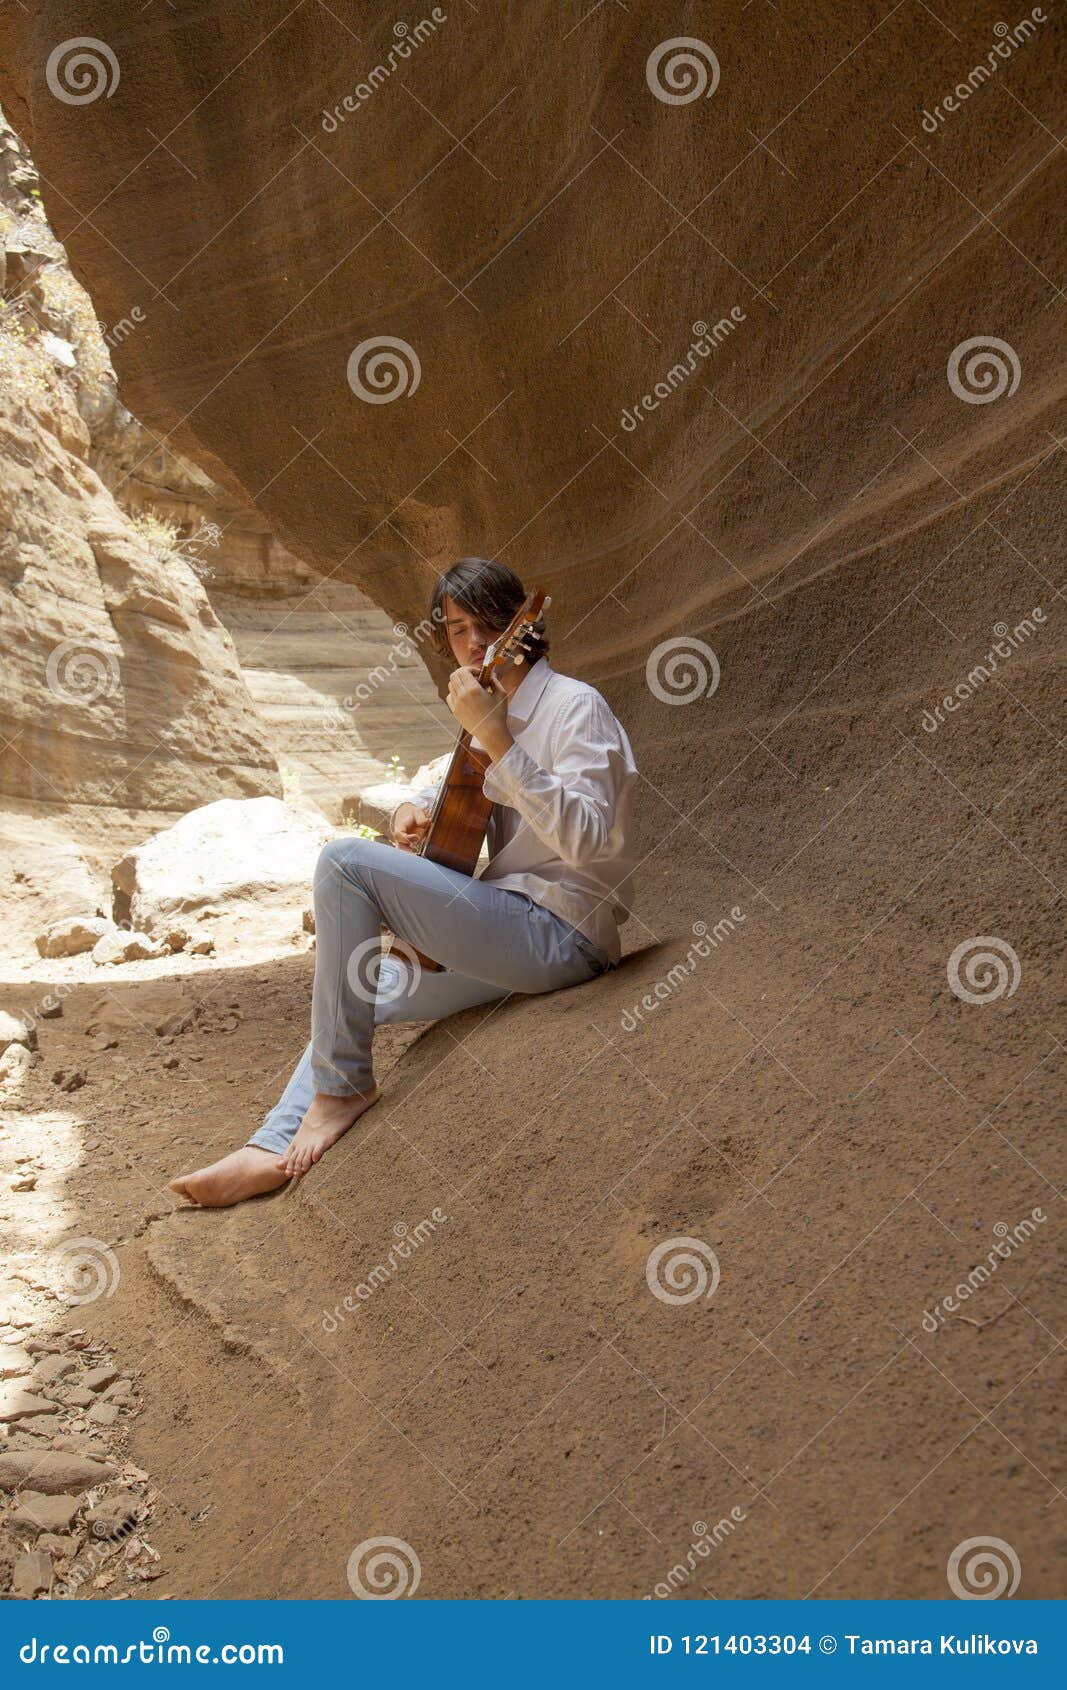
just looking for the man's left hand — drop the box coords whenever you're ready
[446,667,514,762]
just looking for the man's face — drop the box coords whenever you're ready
[441,596,500,670]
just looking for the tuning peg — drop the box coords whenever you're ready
[513,653,525,666]
[543,595,552,609]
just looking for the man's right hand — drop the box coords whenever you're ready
[390,802,432,852]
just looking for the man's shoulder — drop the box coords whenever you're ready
[542,667,632,744]
[543,665,611,716]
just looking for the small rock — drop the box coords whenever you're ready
[87,1401,120,1427]
[9,1490,86,1535]
[91,1034,118,1053]
[38,997,64,1021]
[162,927,189,953]
[37,1531,82,1559]
[0,1345,32,1381]
[51,1069,87,1093]
[32,1354,76,1385]
[85,1492,141,1535]
[61,1386,95,1408]
[0,1041,35,1081]
[302,908,315,934]
[0,1010,36,1054]
[35,916,111,959]
[91,930,165,966]
[102,1378,134,1400]
[17,1414,65,1437]
[161,1055,179,1070]
[82,1365,119,1393]
[10,1174,37,1193]
[0,1384,60,1423]
[156,1010,194,1038]
[0,1043,34,1093]
[187,934,215,956]
[10,1550,52,1597]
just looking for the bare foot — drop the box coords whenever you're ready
[279,1086,380,1178]
[169,1146,289,1208]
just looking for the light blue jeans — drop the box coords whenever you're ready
[247,837,611,1156]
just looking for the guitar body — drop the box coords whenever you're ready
[399,736,492,971]
[419,734,493,877]
[386,587,548,976]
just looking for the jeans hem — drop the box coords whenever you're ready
[246,1131,289,1155]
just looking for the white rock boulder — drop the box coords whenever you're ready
[91,928,166,966]
[112,797,335,933]
[350,753,450,833]
[35,916,112,958]
[0,1011,35,1056]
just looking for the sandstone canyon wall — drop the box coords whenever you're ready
[0,105,451,952]
[0,3,1062,665]
[0,2,1063,1601]
[0,117,282,941]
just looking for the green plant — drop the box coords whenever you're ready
[0,308,52,406]
[126,510,184,561]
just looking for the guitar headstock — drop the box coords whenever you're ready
[481,588,550,680]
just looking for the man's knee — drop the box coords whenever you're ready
[314,834,381,892]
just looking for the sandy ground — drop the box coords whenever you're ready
[2,469,1063,1597]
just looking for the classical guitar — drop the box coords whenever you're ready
[393,588,549,973]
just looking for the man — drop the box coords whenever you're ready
[170,558,638,1207]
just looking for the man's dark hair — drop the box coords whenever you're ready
[430,557,549,664]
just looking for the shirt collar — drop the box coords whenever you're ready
[505,656,553,727]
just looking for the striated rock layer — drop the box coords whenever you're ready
[0,106,450,945]
[2,3,1064,1600]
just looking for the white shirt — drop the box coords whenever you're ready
[405,658,638,962]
